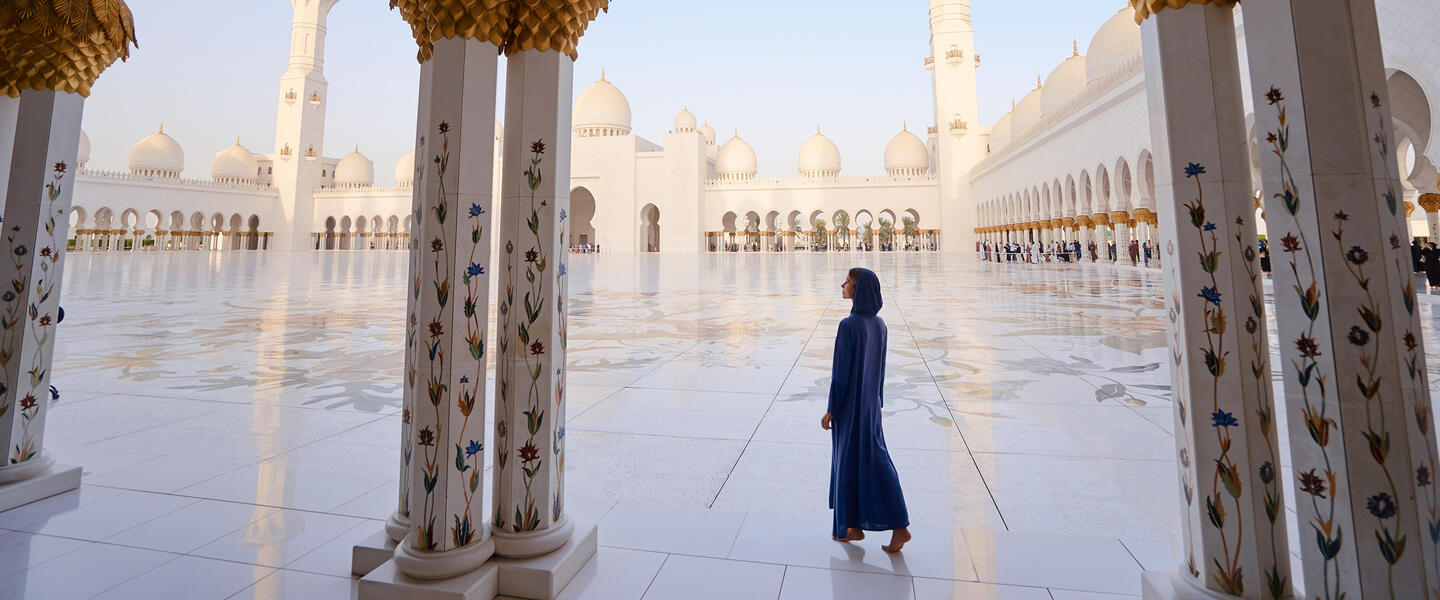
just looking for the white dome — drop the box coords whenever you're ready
[883,126,928,177]
[1086,7,1141,83]
[128,125,185,178]
[698,122,716,145]
[335,146,375,188]
[716,132,757,180]
[988,112,1013,151]
[395,150,416,185]
[211,139,258,182]
[1041,53,1088,115]
[797,128,841,178]
[674,108,697,133]
[1010,87,1043,138]
[572,72,631,136]
[77,129,90,168]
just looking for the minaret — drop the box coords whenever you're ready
[928,0,983,251]
[271,0,340,251]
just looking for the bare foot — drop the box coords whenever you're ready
[882,528,911,553]
[832,528,865,542]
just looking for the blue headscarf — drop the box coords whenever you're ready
[850,268,883,316]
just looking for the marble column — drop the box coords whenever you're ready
[0,91,85,511]
[1242,0,1440,597]
[1092,213,1110,261]
[1138,3,1292,598]
[1420,194,1440,240]
[493,48,576,558]
[358,38,501,597]
[1111,211,1130,264]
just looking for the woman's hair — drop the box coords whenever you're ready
[847,267,864,284]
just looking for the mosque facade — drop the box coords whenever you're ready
[62,0,1440,256]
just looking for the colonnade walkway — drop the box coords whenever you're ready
[0,250,1434,597]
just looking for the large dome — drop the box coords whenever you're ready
[716,132,757,180]
[698,122,716,145]
[211,139,258,183]
[988,112,1013,151]
[573,72,631,136]
[797,128,841,178]
[128,125,185,178]
[1010,87,1043,138]
[674,107,697,133]
[395,149,416,185]
[335,146,375,188]
[883,126,928,177]
[77,129,91,169]
[1041,53,1088,115]
[1086,7,1141,83]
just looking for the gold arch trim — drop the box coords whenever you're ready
[1129,0,1239,24]
[1,0,139,97]
[390,0,609,62]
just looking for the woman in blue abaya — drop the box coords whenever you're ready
[821,267,911,552]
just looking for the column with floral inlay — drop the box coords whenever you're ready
[1241,0,1440,597]
[1135,1,1293,598]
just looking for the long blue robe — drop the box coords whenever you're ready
[828,268,909,538]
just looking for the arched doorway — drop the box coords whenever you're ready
[640,204,660,253]
[570,187,597,251]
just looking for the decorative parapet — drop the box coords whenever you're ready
[704,174,937,188]
[923,56,935,69]
[77,168,273,192]
[972,52,1145,173]
[313,184,414,196]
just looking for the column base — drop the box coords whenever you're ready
[0,463,80,513]
[492,514,575,559]
[1142,569,1266,599]
[360,559,497,600]
[494,521,596,600]
[352,530,399,577]
[395,532,495,580]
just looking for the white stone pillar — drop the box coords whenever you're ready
[1242,0,1440,597]
[0,96,16,210]
[1421,194,1440,240]
[0,91,84,511]
[1139,3,1293,598]
[494,47,576,556]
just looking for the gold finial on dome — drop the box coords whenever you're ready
[600,67,606,82]
[158,123,165,134]
[235,136,241,145]
[1036,75,1043,89]
[816,124,821,135]
[1073,39,1079,56]
[354,144,360,152]
[902,121,908,131]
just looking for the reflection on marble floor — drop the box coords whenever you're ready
[4,251,1438,598]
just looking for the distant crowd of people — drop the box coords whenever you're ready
[977,239,1158,267]
[1413,240,1440,289]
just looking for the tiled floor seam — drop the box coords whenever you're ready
[890,290,1009,531]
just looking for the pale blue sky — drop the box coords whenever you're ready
[82,0,1123,183]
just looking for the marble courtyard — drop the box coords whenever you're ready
[0,251,1430,598]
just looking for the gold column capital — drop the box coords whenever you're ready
[1110,210,1131,224]
[1128,0,1239,24]
[1419,193,1440,213]
[1092,213,1111,226]
[1,0,140,97]
[1404,201,1416,217]
[390,0,610,62]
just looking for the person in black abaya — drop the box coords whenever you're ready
[821,268,911,552]
[1427,243,1440,289]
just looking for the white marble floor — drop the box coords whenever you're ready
[1,250,1436,599]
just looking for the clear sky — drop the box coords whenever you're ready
[81,0,1124,184]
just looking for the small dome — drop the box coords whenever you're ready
[573,71,631,136]
[698,122,716,145]
[128,125,185,178]
[797,127,841,178]
[211,139,258,182]
[1041,53,1088,115]
[1010,87,1043,138]
[988,112,1013,151]
[395,150,416,185]
[884,126,928,177]
[335,146,375,188]
[716,131,757,180]
[77,129,91,168]
[1086,7,1141,83]
[674,108,697,133]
